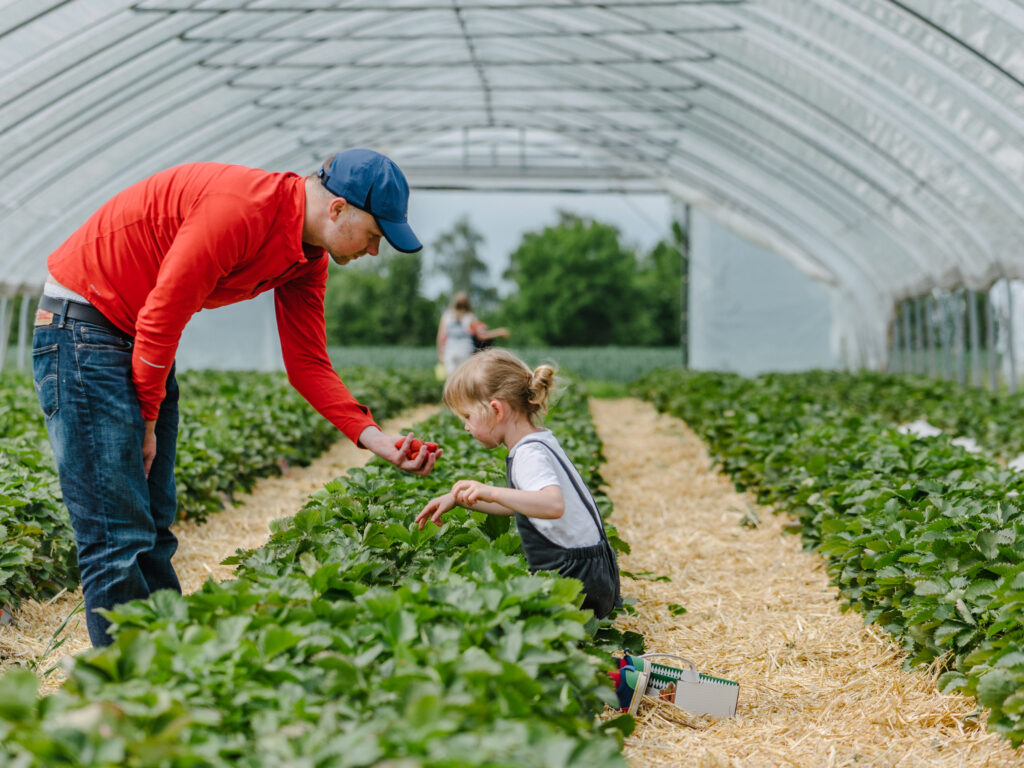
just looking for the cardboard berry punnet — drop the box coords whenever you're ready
[394,437,439,461]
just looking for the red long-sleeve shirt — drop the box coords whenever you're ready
[47,162,378,443]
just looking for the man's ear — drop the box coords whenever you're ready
[328,196,349,221]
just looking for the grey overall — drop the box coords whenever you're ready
[506,439,621,619]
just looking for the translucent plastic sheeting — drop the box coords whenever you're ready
[689,209,839,375]
[2,0,1024,370]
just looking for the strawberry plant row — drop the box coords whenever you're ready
[633,369,1024,747]
[0,368,439,612]
[0,380,632,766]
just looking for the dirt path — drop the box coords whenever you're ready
[590,398,1019,768]
[0,404,439,693]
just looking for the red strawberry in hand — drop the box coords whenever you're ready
[394,438,439,460]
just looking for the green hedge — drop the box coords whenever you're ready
[328,346,682,383]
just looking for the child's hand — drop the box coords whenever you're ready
[415,492,456,530]
[451,480,493,507]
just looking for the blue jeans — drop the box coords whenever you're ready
[33,309,181,647]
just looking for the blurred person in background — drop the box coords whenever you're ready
[32,149,441,647]
[436,291,509,377]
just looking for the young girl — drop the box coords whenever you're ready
[415,348,621,618]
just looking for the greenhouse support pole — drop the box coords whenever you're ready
[940,293,952,381]
[885,311,895,374]
[925,294,933,378]
[16,295,30,370]
[0,297,9,374]
[1006,280,1018,394]
[967,289,981,388]
[894,304,903,374]
[901,300,912,374]
[915,295,926,376]
[678,201,690,369]
[987,288,998,392]
[954,288,966,386]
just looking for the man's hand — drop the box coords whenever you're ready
[143,419,157,477]
[359,426,441,475]
[415,492,456,529]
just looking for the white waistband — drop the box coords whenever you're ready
[43,275,89,304]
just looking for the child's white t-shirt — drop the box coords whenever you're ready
[507,429,602,549]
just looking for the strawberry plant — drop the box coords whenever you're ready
[634,368,1024,746]
[0,367,440,611]
[0,374,633,766]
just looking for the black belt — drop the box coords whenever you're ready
[39,295,133,340]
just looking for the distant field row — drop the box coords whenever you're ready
[327,346,683,382]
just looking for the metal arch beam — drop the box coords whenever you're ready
[647,138,888,300]
[6,54,958,303]
[663,101,950,282]
[0,24,235,180]
[679,73,979,295]
[0,96,933,319]
[181,23,743,45]
[0,66,253,208]
[882,0,1024,91]
[477,1,1000,291]
[789,2,1024,264]
[0,106,290,289]
[0,8,221,133]
[0,0,1021,322]
[133,1,748,12]
[674,6,1011,289]
[224,17,966,301]
[447,104,924,295]
[753,2,1024,222]
[8,97,884,317]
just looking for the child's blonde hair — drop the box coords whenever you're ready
[443,348,556,425]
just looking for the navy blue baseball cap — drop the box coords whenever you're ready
[317,148,422,253]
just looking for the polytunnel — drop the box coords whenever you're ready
[3,0,1024,379]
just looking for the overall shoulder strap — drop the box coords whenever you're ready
[509,437,610,546]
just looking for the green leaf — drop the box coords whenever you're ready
[0,668,39,721]
[915,578,950,596]
[937,671,968,694]
[259,625,302,659]
[977,669,1020,708]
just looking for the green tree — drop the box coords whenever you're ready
[633,220,686,346]
[432,215,498,313]
[498,212,642,346]
[323,245,438,346]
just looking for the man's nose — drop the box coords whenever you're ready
[366,241,380,256]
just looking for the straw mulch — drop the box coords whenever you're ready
[590,398,1021,768]
[0,404,439,694]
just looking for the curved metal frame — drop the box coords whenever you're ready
[2,0,1024,368]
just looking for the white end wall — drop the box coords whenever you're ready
[689,210,838,375]
[176,291,284,372]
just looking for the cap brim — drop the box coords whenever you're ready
[377,218,422,254]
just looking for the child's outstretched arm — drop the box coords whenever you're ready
[415,481,565,529]
[453,480,564,520]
